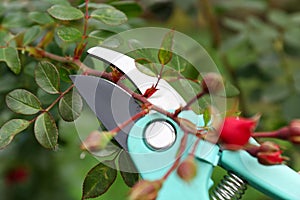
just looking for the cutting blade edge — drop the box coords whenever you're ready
[70,75,142,151]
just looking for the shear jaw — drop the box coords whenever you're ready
[87,46,186,111]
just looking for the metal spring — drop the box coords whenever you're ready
[211,172,247,200]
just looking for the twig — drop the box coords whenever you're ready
[174,91,206,116]
[162,131,188,180]
[83,0,90,38]
[110,108,151,134]
[45,84,74,112]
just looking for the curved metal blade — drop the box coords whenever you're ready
[70,75,141,151]
[87,47,186,110]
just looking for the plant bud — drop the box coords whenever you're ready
[201,73,223,94]
[219,117,257,148]
[177,155,197,182]
[129,179,163,200]
[81,130,114,151]
[289,119,300,144]
[259,141,281,153]
[257,151,287,166]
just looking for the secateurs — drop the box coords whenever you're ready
[71,46,300,200]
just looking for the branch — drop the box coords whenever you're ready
[162,131,188,180]
[45,84,74,112]
[110,108,150,134]
[174,91,206,116]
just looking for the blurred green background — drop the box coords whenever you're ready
[1,0,300,199]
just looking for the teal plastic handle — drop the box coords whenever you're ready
[220,149,300,199]
[128,109,300,199]
[127,111,218,200]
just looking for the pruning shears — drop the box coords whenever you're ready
[71,46,300,200]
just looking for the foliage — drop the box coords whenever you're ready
[1,0,300,200]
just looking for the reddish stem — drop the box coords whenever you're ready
[162,132,188,180]
[190,137,202,156]
[110,108,150,134]
[252,127,289,139]
[45,85,74,112]
[174,91,206,116]
[83,0,90,38]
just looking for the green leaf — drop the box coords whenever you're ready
[93,142,120,158]
[79,2,114,9]
[82,161,117,199]
[223,18,246,31]
[224,82,240,98]
[110,1,143,17]
[0,30,14,46]
[0,47,21,74]
[284,27,300,48]
[262,82,290,103]
[58,67,72,83]
[0,119,30,149]
[48,5,84,21]
[2,12,31,28]
[88,30,115,43]
[29,12,54,25]
[91,7,127,26]
[203,108,211,127]
[268,10,290,28]
[56,26,82,43]
[43,0,71,6]
[118,151,139,187]
[283,94,300,121]
[135,58,158,77]
[35,61,60,94]
[158,30,174,65]
[58,91,83,122]
[6,89,42,115]
[23,26,41,45]
[37,88,59,106]
[34,112,58,150]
